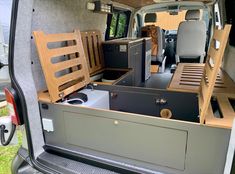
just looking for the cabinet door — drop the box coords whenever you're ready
[111,90,160,116]
[103,44,128,68]
[64,111,188,171]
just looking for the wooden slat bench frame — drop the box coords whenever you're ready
[75,30,131,85]
[168,63,235,94]
[68,30,131,85]
[169,25,233,128]
[33,30,90,103]
[199,25,232,126]
[206,93,235,129]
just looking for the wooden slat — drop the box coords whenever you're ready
[48,45,78,58]
[199,25,232,124]
[204,61,214,83]
[87,35,96,69]
[93,34,101,66]
[80,30,105,75]
[56,71,84,86]
[53,58,82,72]
[46,33,76,43]
[168,63,235,94]
[33,30,90,102]
[217,95,235,120]
[208,46,219,61]
[205,94,235,129]
[213,29,224,42]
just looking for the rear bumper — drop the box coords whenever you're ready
[12,148,42,174]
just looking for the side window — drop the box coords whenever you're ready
[226,0,235,46]
[0,0,12,102]
[106,9,131,40]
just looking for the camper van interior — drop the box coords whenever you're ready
[8,0,235,173]
[32,0,234,127]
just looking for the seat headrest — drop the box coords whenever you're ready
[145,13,157,23]
[185,10,200,20]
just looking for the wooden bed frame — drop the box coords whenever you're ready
[168,63,235,94]
[79,30,131,85]
[198,25,232,127]
[169,25,233,128]
[33,30,90,102]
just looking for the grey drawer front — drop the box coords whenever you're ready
[64,111,188,170]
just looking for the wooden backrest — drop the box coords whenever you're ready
[33,30,90,102]
[80,30,105,75]
[199,25,232,124]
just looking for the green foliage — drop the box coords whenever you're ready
[0,107,8,117]
[0,131,22,174]
[0,107,21,174]
[109,12,127,38]
[116,14,127,38]
[110,13,118,37]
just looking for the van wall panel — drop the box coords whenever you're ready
[31,0,108,91]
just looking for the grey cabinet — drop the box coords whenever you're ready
[103,38,143,86]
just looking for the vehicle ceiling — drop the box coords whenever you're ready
[112,0,213,8]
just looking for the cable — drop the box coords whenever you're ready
[0,124,16,146]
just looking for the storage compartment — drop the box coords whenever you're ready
[90,69,131,85]
[94,84,199,122]
[64,112,188,170]
[39,102,230,174]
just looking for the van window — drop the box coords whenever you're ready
[106,9,131,40]
[0,0,12,101]
[226,0,235,46]
[152,11,187,30]
[144,10,209,31]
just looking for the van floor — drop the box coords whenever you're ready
[140,68,173,89]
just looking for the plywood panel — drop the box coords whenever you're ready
[205,94,235,129]
[199,25,232,124]
[80,30,105,75]
[168,25,232,127]
[33,30,90,102]
[168,63,235,94]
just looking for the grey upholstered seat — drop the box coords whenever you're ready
[175,10,206,63]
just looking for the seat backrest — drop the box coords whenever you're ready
[176,10,206,62]
[157,27,165,57]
